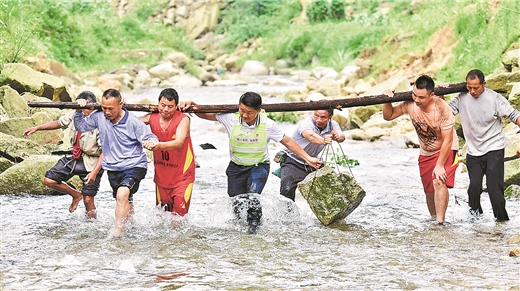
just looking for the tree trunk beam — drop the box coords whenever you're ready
[27,82,467,113]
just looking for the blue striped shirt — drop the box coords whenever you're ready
[74,108,158,171]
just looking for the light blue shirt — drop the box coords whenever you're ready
[74,108,158,171]
[285,116,340,164]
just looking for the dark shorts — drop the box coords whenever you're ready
[45,156,104,197]
[107,167,147,203]
[225,161,270,197]
[419,150,459,193]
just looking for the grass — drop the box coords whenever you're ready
[1,0,519,84]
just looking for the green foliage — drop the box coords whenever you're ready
[215,0,301,50]
[0,0,202,72]
[267,111,303,124]
[328,148,359,169]
[307,0,345,23]
[436,0,520,81]
[0,0,38,65]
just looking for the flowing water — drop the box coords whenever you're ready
[1,81,519,290]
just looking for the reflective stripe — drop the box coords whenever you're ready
[229,110,268,166]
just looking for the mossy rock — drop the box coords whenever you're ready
[0,155,82,195]
[298,166,366,225]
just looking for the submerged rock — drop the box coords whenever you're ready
[298,166,366,226]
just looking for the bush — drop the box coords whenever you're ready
[307,0,345,23]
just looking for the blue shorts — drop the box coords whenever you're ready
[225,161,270,197]
[45,156,104,197]
[107,167,147,203]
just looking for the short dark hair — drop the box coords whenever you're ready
[159,88,179,104]
[239,92,262,110]
[102,88,122,102]
[414,75,435,93]
[76,91,97,103]
[466,69,485,84]
[317,100,334,116]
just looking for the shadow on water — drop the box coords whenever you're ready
[1,83,519,290]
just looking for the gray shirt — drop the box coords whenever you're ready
[449,88,520,156]
[285,116,341,164]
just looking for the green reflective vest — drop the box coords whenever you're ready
[229,110,268,166]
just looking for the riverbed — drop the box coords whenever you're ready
[1,83,519,290]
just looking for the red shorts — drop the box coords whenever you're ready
[418,150,458,193]
[155,182,193,216]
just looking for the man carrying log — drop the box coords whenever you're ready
[383,75,459,225]
[75,89,158,237]
[448,69,520,222]
[139,88,196,227]
[280,108,345,202]
[23,91,104,219]
[178,92,321,234]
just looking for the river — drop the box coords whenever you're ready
[1,81,519,290]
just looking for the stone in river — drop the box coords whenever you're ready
[298,166,365,226]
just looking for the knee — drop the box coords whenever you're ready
[433,179,444,187]
[43,177,57,187]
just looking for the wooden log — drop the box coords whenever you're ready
[27,82,467,113]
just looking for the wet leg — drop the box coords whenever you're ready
[83,195,96,219]
[433,179,449,223]
[113,186,131,237]
[425,191,436,220]
[44,177,83,213]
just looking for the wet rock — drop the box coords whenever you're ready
[0,155,82,195]
[509,247,520,257]
[504,185,520,199]
[508,235,520,244]
[298,166,366,225]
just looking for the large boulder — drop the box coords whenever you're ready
[148,62,179,80]
[0,157,13,174]
[298,166,366,225]
[0,112,62,144]
[0,85,28,118]
[504,157,520,188]
[0,63,73,102]
[165,52,189,67]
[486,71,520,95]
[185,1,221,39]
[348,105,381,128]
[0,132,48,160]
[240,60,269,76]
[0,155,82,195]
[27,96,68,121]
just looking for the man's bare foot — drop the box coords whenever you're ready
[86,209,97,220]
[69,195,83,213]
[112,226,123,237]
